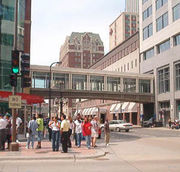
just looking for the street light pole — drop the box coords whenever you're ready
[49,61,61,119]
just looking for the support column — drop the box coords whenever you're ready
[120,78,123,92]
[24,105,27,135]
[137,104,140,125]
[104,76,107,91]
[136,77,139,93]
[123,113,125,121]
[69,74,72,89]
[87,75,90,90]
[130,112,132,124]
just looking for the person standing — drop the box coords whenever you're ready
[91,116,99,148]
[104,119,110,146]
[82,117,92,149]
[5,114,12,150]
[26,114,38,149]
[67,116,73,148]
[0,114,8,151]
[168,118,172,129]
[74,114,82,148]
[36,114,44,149]
[49,117,60,151]
[60,114,70,153]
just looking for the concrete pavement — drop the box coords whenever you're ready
[0,140,106,161]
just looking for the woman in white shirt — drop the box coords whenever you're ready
[49,117,60,151]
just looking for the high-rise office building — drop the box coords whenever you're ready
[59,32,104,69]
[109,12,139,50]
[0,0,31,92]
[125,0,139,13]
[139,0,180,124]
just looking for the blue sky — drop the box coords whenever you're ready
[31,0,125,65]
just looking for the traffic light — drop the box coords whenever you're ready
[21,53,31,88]
[11,50,20,74]
[10,74,17,87]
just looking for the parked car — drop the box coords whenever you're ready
[143,117,163,127]
[101,120,133,132]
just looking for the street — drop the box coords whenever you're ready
[1,128,180,172]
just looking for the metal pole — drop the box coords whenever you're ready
[49,65,52,119]
[10,0,19,151]
[49,61,61,119]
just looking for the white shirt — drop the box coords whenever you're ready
[74,120,82,134]
[51,121,60,131]
[11,117,22,128]
[0,118,8,130]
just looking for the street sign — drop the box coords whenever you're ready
[9,95,22,109]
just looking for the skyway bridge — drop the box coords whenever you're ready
[30,65,155,103]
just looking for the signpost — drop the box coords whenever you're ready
[9,96,22,109]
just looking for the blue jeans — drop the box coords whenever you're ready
[52,130,60,151]
[76,133,81,147]
[27,134,35,148]
[37,131,43,142]
[85,135,91,148]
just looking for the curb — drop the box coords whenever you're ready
[0,152,108,161]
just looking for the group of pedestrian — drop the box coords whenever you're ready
[0,112,22,151]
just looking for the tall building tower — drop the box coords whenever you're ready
[139,0,180,124]
[59,32,104,68]
[125,0,139,13]
[109,12,139,50]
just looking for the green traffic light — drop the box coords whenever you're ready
[12,67,19,74]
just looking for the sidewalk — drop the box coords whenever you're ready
[0,140,106,161]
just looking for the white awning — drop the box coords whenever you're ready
[114,103,122,113]
[74,110,81,116]
[122,102,130,112]
[127,102,137,113]
[85,108,90,115]
[110,104,117,113]
[91,107,98,115]
[87,108,93,115]
[82,109,86,114]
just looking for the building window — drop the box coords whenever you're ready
[143,5,152,21]
[131,61,133,69]
[156,12,168,32]
[143,48,154,60]
[139,80,151,93]
[156,0,168,10]
[124,64,126,72]
[175,63,180,91]
[0,33,14,46]
[0,4,14,22]
[135,59,137,67]
[123,78,136,92]
[143,23,153,40]
[173,3,180,21]
[158,67,170,94]
[127,63,129,71]
[174,34,180,46]
[157,39,170,54]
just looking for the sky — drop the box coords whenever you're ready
[31,0,125,66]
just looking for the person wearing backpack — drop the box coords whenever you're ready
[26,114,38,149]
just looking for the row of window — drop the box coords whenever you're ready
[158,63,180,94]
[97,40,138,70]
[143,33,180,61]
[143,3,180,40]
[115,59,138,73]
[0,33,14,47]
